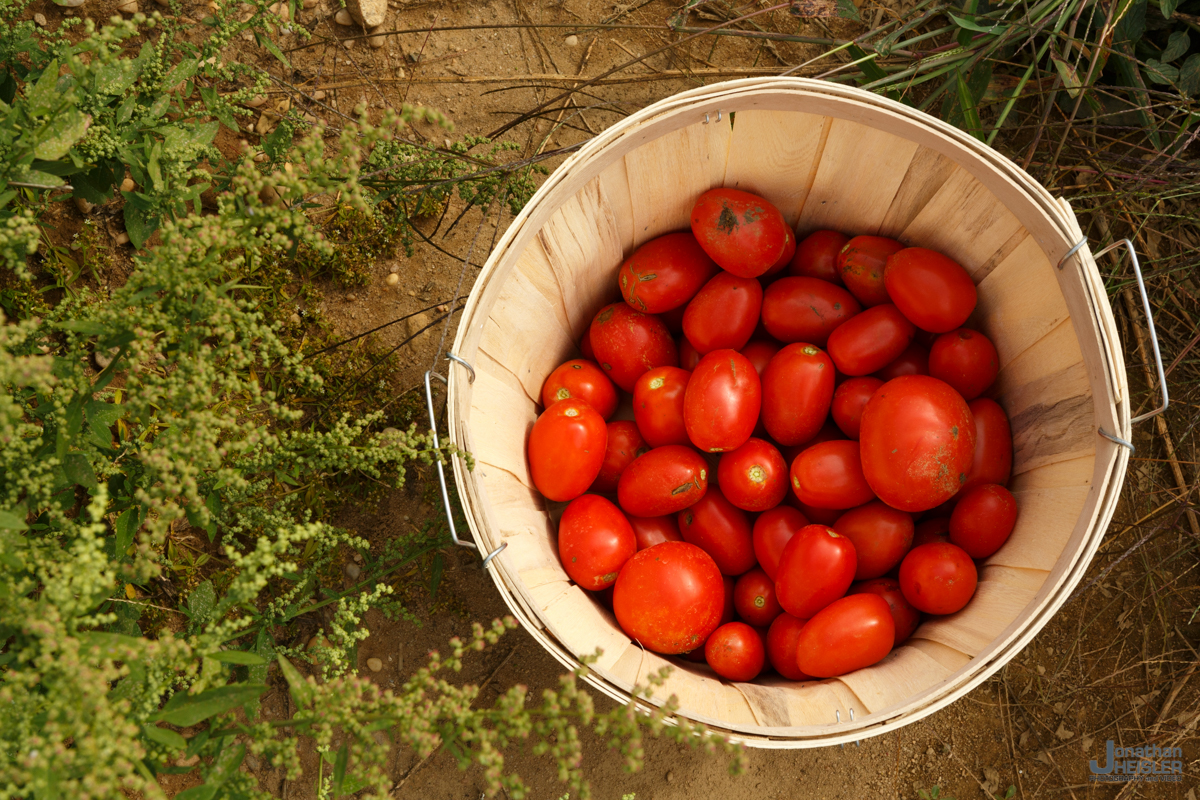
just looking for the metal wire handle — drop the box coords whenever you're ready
[424,355,506,569]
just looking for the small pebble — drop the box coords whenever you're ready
[368,32,387,48]
[289,312,302,325]
[243,754,260,771]
[120,177,135,193]
[177,754,200,767]
[334,8,352,24]
[245,95,268,108]
[269,1,289,21]
[33,12,46,25]
[353,552,364,563]
[388,264,399,274]
[117,0,138,12]
[311,89,327,101]
[367,657,383,672]
[344,563,362,580]
[346,293,356,301]
[385,273,399,286]
[115,232,131,246]
[253,152,269,163]
[74,196,94,214]
[302,0,319,7]
[666,771,675,784]
[443,137,452,148]
[57,0,85,6]
[565,34,579,46]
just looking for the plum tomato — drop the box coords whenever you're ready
[790,440,876,510]
[589,303,678,392]
[884,247,977,333]
[874,341,930,382]
[677,485,756,576]
[766,612,813,680]
[830,376,884,439]
[761,343,835,446]
[617,445,708,517]
[761,277,862,347]
[529,399,607,502]
[557,494,636,590]
[705,621,766,681]
[764,227,797,276]
[684,349,761,453]
[949,483,1018,559]
[734,567,783,627]
[790,230,849,284]
[679,336,701,370]
[838,235,904,307]
[851,578,921,646]
[929,328,999,400]
[775,524,857,619]
[780,419,844,463]
[959,398,1013,495]
[617,231,719,314]
[790,498,842,526]
[912,517,951,548]
[628,514,683,550]
[660,303,687,335]
[826,304,916,376]
[833,501,914,580]
[542,359,619,419]
[690,188,790,278]
[898,542,978,615]
[682,271,763,354]
[633,366,691,448]
[752,505,807,580]
[796,594,896,677]
[718,437,788,512]
[859,375,976,512]
[591,421,648,493]
[740,339,781,377]
[613,541,725,654]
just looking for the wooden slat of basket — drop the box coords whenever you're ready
[468,368,537,488]
[980,564,1051,595]
[539,585,634,674]
[835,646,954,715]
[607,646,760,725]
[904,638,972,672]
[879,147,959,238]
[598,158,636,258]
[724,109,829,228]
[512,237,574,335]
[985,484,1090,570]
[1009,455,1094,492]
[735,678,862,729]
[916,578,1042,656]
[973,238,1071,369]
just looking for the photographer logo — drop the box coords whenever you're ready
[1089,740,1184,783]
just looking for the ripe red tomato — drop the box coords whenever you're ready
[628,515,683,550]
[705,621,766,681]
[779,419,844,464]
[859,375,976,512]
[833,501,914,580]
[912,517,951,548]
[775,524,857,619]
[884,247,977,333]
[830,376,883,439]
[826,304,916,376]
[683,350,761,453]
[796,594,895,677]
[613,541,724,654]
[761,343,835,446]
[690,188,789,278]
[929,328,999,400]
[558,494,637,590]
[766,612,812,680]
[677,485,756,575]
[950,483,1017,559]
[617,232,719,314]
[679,337,701,370]
[591,421,648,493]
[541,359,619,420]
[764,227,797,275]
[616,445,708,517]
[874,341,930,382]
[718,437,788,511]
[838,235,904,307]
[898,542,978,615]
[790,440,876,510]
[682,271,763,354]
[752,506,806,580]
[790,230,848,284]
[733,567,783,627]
[739,339,781,377]
[959,398,1013,495]
[529,399,607,502]
[791,498,842,526]
[589,303,678,392]
[760,277,861,347]
[851,578,921,646]
[633,366,691,448]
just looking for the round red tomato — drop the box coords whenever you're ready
[790,230,848,284]
[690,188,789,278]
[541,359,619,420]
[677,485,756,576]
[959,398,1013,496]
[761,344,835,446]
[760,277,861,347]
[679,337,701,370]
[705,621,766,681]
[796,594,895,677]
[826,304,916,376]
[633,366,691,448]
[558,494,636,590]
[718,438,788,512]
[591,421,648,493]
[740,339,781,377]
[950,483,1017,559]
[874,341,929,381]
[683,349,761,453]
[765,226,797,275]
[790,440,876,510]
[884,247,977,333]
[752,506,806,581]
[831,376,883,440]
[833,501,914,579]
[733,567,783,627]
[628,515,683,550]
[898,542,977,615]
[929,328,999,400]
[912,517,950,548]
[529,399,607,502]
[766,613,812,680]
[617,445,708,517]
[775,524,857,619]
[617,232,719,314]
[682,271,763,354]
[838,235,904,307]
[860,376,976,512]
[613,541,724,654]
[589,303,678,392]
[851,578,920,646]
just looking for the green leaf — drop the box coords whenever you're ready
[9,166,64,189]
[0,507,28,531]
[835,0,860,21]
[848,44,886,82]
[1145,58,1180,84]
[114,507,141,553]
[150,684,267,727]
[332,743,349,796]
[143,725,187,750]
[1050,53,1083,98]
[188,580,216,625]
[1163,30,1190,62]
[947,12,1009,35]
[25,59,59,114]
[276,655,314,709]
[123,202,157,249]
[54,319,108,335]
[1116,0,1147,42]
[955,68,985,140]
[80,631,143,659]
[34,109,91,160]
[1180,53,1200,95]
[1161,0,1180,19]
[147,93,171,120]
[262,122,292,162]
[62,453,98,490]
[85,400,123,448]
[430,552,444,597]
[94,60,140,96]
[208,650,268,666]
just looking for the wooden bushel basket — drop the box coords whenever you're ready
[446,78,1137,747]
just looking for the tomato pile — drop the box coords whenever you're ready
[527,187,1018,683]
